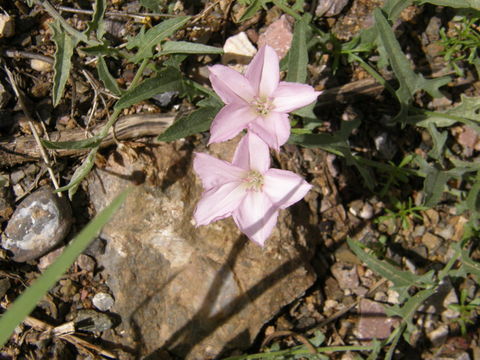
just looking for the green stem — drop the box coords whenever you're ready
[271,0,302,21]
[34,0,97,45]
[349,53,397,97]
[129,58,149,89]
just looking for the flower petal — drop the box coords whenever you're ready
[208,103,256,144]
[194,182,246,226]
[272,82,321,113]
[263,169,312,209]
[209,65,255,104]
[249,111,290,151]
[232,132,270,173]
[193,152,245,190]
[245,45,280,98]
[233,191,278,246]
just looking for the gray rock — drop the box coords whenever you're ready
[2,187,72,262]
[74,309,114,333]
[92,292,114,312]
[316,0,350,17]
[87,139,316,360]
[152,91,178,107]
[76,254,96,272]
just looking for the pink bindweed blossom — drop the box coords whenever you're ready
[208,45,321,150]
[193,132,312,246]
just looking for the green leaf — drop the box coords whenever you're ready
[97,56,123,96]
[0,189,129,348]
[426,123,447,160]
[55,148,97,199]
[50,20,76,107]
[140,0,163,12]
[417,0,480,9]
[159,41,223,55]
[347,238,435,302]
[285,14,309,83]
[158,104,222,142]
[115,68,184,110]
[126,16,190,63]
[238,0,265,22]
[422,166,449,207]
[374,9,450,122]
[42,136,101,150]
[81,42,121,58]
[86,0,106,39]
[383,0,413,19]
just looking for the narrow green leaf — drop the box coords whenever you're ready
[55,148,97,196]
[50,20,75,107]
[238,0,265,22]
[158,105,221,142]
[426,123,447,160]
[417,0,480,9]
[422,167,448,207]
[126,16,190,63]
[159,41,223,55]
[97,56,123,96]
[0,189,129,348]
[86,0,106,39]
[347,238,420,289]
[383,0,413,19]
[285,14,309,83]
[115,68,184,110]
[81,42,121,58]
[42,136,102,150]
[374,9,450,122]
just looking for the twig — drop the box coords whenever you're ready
[56,5,176,20]
[23,316,117,359]
[3,64,62,196]
[3,49,54,64]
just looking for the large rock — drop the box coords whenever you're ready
[87,138,316,359]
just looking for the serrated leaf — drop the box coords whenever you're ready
[56,149,97,198]
[426,123,447,160]
[412,95,480,130]
[285,14,309,83]
[115,68,184,110]
[42,136,102,150]
[158,105,221,142]
[347,238,426,289]
[374,9,450,122]
[50,20,76,107]
[87,0,106,39]
[97,56,123,96]
[422,166,449,207]
[385,287,437,336]
[126,16,190,63]
[0,189,128,349]
[417,0,480,9]
[159,41,223,55]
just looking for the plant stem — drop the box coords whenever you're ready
[129,58,149,89]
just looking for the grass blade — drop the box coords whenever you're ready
[159,41,223,55]
[285,14,309,83]
[0,189,129,348]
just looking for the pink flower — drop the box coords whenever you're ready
[193,132,312,246]
[208,45,321,150]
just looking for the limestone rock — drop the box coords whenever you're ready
[87,139,315,359]
[2,186,72,262]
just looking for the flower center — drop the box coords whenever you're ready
[243,170,264,192]
[252,96,273,117]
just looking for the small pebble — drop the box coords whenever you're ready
[331,262,359,289]
[92,292,115,312]
[76,254,96,272]
[427,324,449,347]
[316,0,350,17]
[434,225,454,241]
[422,232,442,252]
[2,186,72,262]
[30,59,52,72]
[74,309,114,332]
[0,14,15,38]
[258,15,293,59]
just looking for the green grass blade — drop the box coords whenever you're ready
[159,41,223,55]
[0,189,129,348]
[42,136,102,150]
[285,14,309,83]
